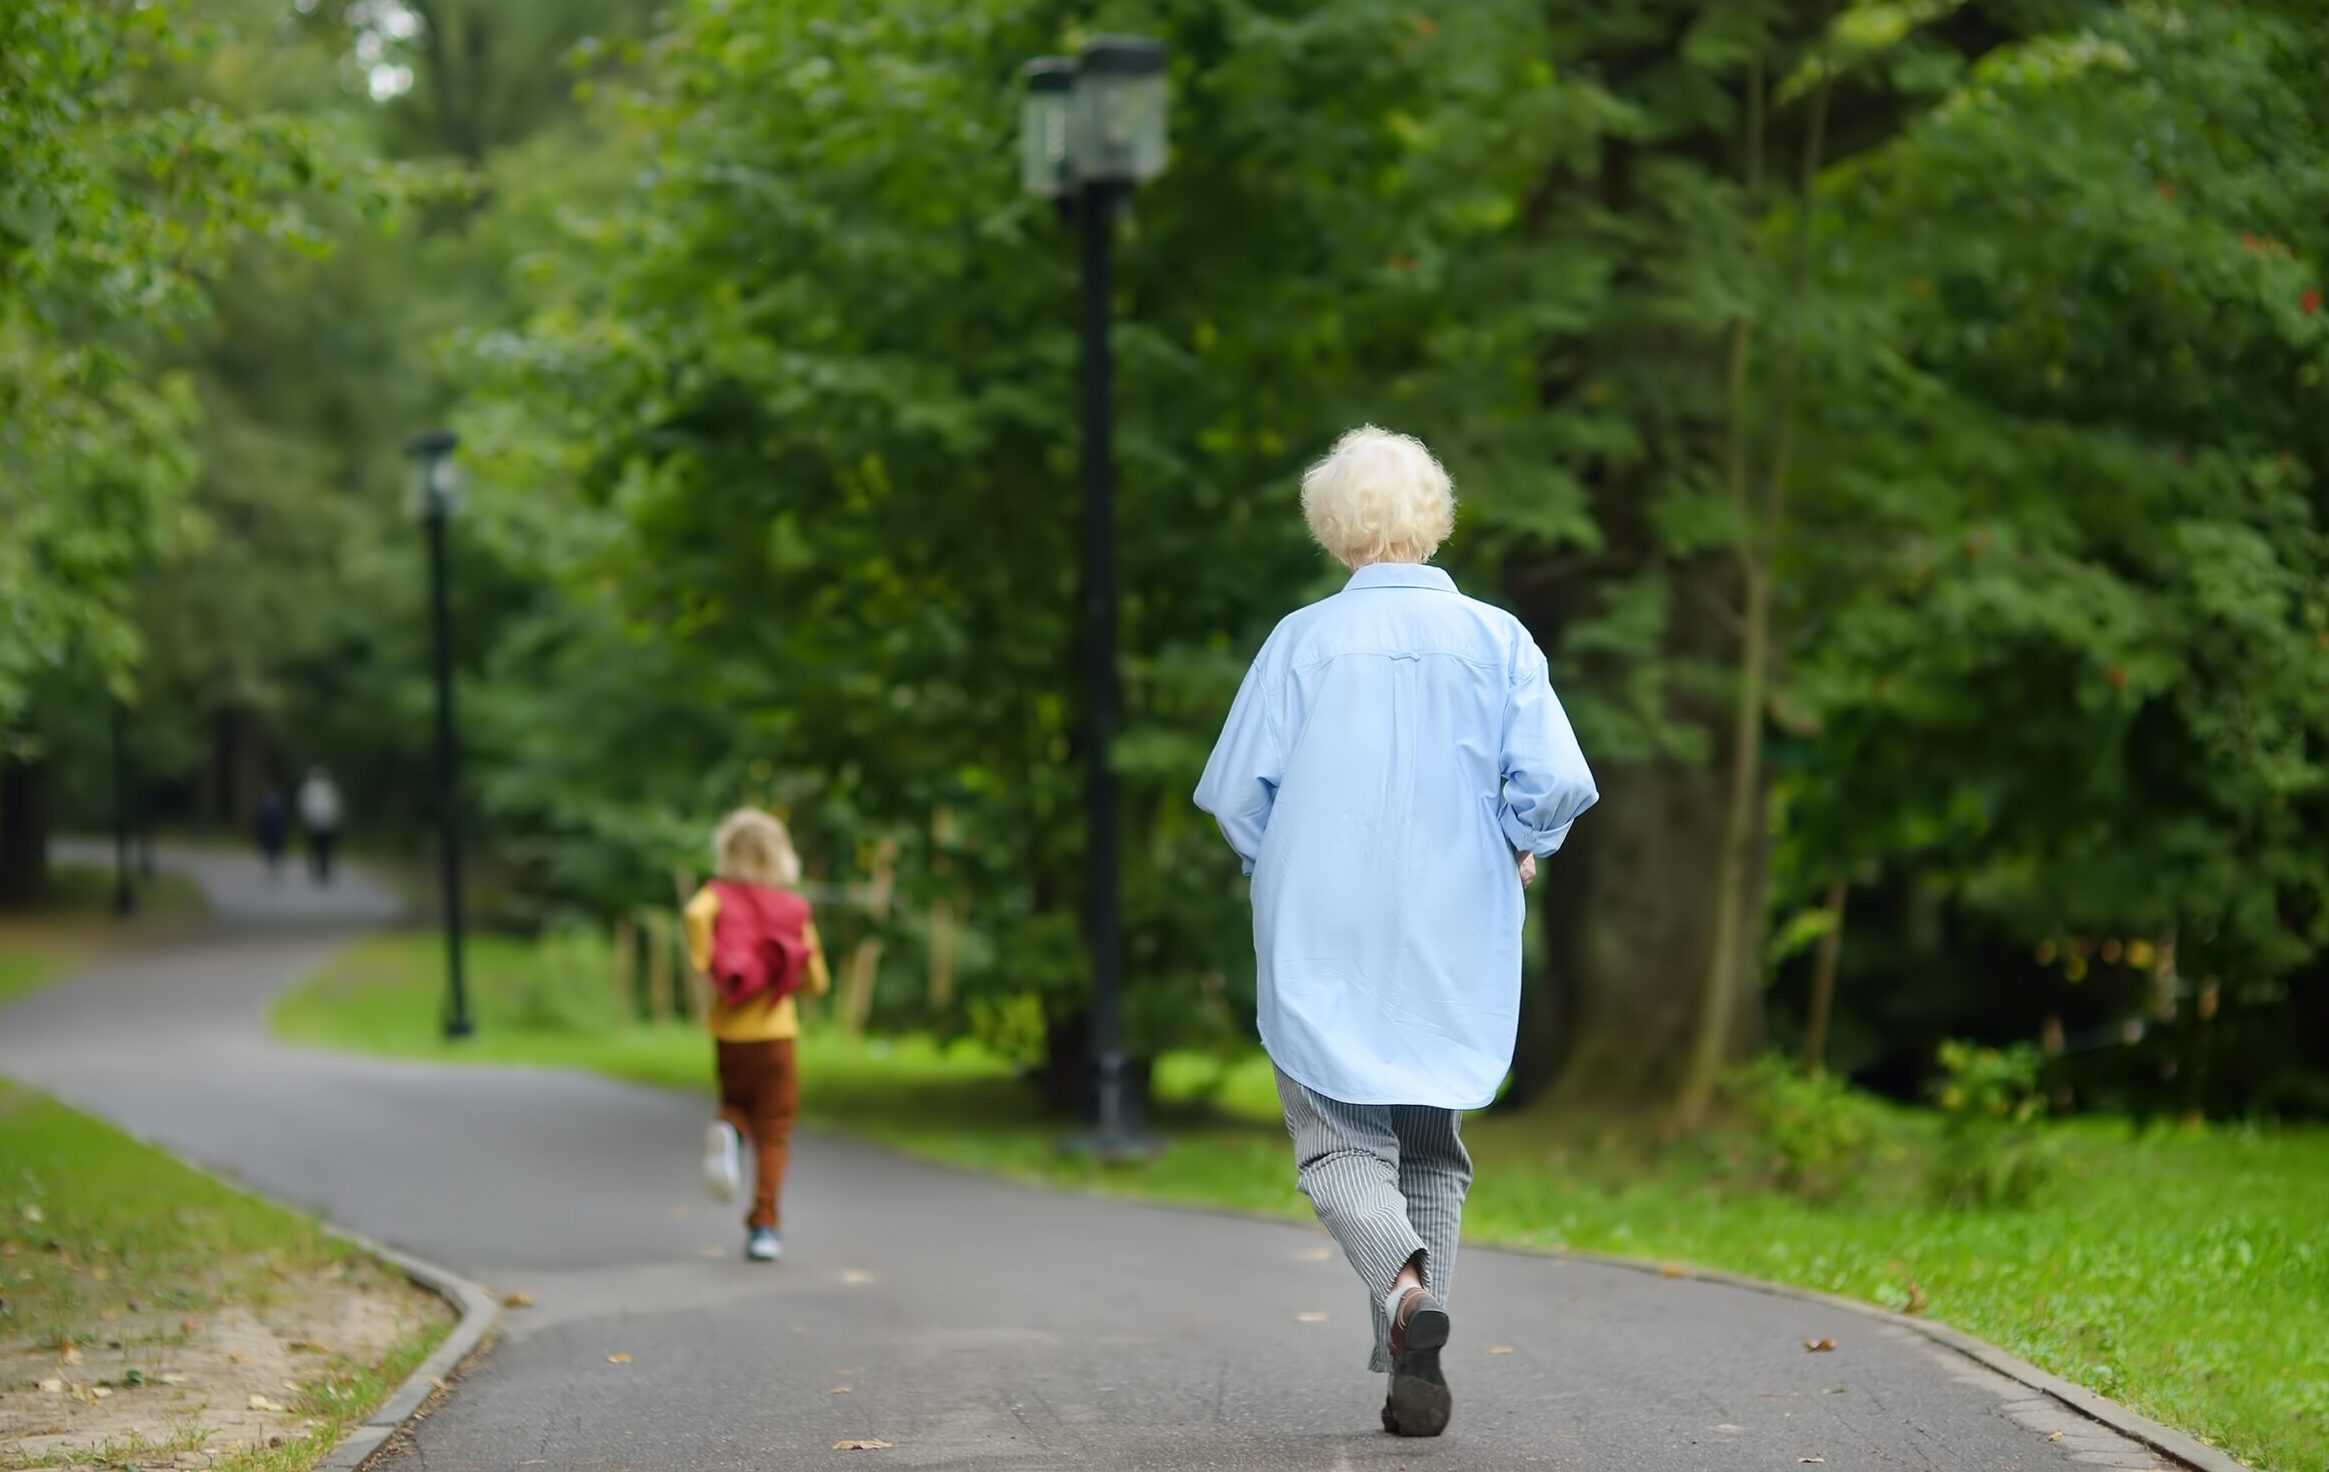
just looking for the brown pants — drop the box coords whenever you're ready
[715,1039,799,1230]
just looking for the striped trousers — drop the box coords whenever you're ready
[1274,1066,1474,1372]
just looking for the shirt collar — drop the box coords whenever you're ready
[1345,562,1457,594]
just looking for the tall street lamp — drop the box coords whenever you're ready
[1021,36,1168,1158]
[110,696,134,917]
[407,429,473,1041]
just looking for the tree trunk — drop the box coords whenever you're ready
[1803,878,1848,1074]
[0,752,49,908]
[1510,743,1766,1111]
[1675,564,1771,1130]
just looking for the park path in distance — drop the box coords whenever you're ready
[0,847,2181,1470]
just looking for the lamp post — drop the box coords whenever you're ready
[407,429,473,1041]
[1022,37,1169,1158]
[110,697,134,917]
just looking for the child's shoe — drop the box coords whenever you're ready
[703,1121,742,1202]
[745,1227,781,1262]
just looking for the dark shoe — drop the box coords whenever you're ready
[1385,1289,1452,1437]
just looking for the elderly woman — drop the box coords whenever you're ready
[1194,426,1598,1438]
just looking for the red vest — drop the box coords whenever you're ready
[706,880,813,1006]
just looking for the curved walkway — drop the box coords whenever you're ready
[0,849,2189,1470]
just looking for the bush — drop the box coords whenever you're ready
[1927,1039,2056,1209]
[1727,1055,1897,1203]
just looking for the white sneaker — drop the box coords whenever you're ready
[703,1121,742,1202]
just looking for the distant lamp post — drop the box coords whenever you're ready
[406,429,473,1041]
[110,697,134,917]
[1021,36,1169,1159]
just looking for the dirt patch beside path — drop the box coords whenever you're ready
[1,1251,447,1470]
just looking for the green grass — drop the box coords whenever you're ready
[0,1082,448,1472]
[0,865,208,1010]
[279,933,2328,1471]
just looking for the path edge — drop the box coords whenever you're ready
[314,1230,500,1472]
[1528,1243,2248,1472]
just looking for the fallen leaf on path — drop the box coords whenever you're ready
[1802,1338,1835,1353]
[60,1345,82,1365]
[834,1440,893,1451]
[1799,1458,1825,1465]
[502,1292,534,1308]
[229,1352,249,1365]
[248,1395,280,1411]
[1658,1263,1686,1278]
[699,1246,725,1258]
[831,1386,853,1394]
[671,1206,693,1219]
[282,1379,303,1392]
[606,1354,633,1364]
[2047,1431,2064,1443]
[1295,1246,1334,1262]
[841,1269,878,1285]
[1295,1312,1328,1323]
[1488,1346,1515,1355]
[36,1378,64,1394]
[159,1373,188,1386]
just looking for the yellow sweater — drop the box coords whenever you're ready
[682,885,833,1042]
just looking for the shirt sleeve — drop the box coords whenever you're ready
[801,920,834,999]
[683,886,720,976]
[1192,657,1285,877]
[1499,640,1598,857]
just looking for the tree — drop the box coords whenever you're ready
[0,0,326,897]
[1775,1,2329,1112]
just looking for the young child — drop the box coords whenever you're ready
[683,808,832,1262]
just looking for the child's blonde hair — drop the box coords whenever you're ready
[712,808,801,887]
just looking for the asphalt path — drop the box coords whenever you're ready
[0,848,2175,1470]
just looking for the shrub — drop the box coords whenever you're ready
[1727,1055,1897,1203]
[1927,1039,2057,1209]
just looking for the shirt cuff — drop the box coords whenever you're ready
[1499,807,1575,858]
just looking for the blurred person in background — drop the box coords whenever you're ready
[297,767,342,884]
[683,808,832,1263]
[1195,426,1598,1438]
[255,782,289,879]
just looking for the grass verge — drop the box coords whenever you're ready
[0,1083,449,1471]
[0,866,208,1012]
[278,932,2327,1472]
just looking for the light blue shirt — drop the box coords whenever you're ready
[1194,563,1598,1110]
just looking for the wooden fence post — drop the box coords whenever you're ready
[644,909,672,1023]
[841,836,898,1037]
[613,914,638,1020]
[928,806,956,1011]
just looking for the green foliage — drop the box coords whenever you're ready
[1725,1053,1896,1203]
[0,0,347,724]
[1927,1039,2055,1209]
[11,0,2329,1119]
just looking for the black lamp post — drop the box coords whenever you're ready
[110,697,134,917]
[1022,37,1169,1158]
[407,429,473,1041]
